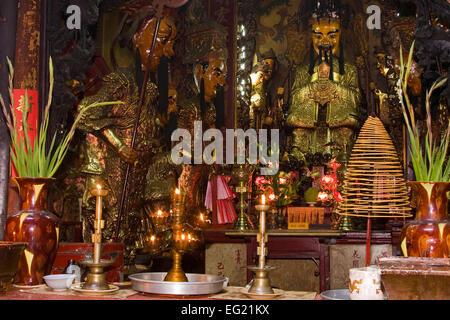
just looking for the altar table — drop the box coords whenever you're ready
[204,228,393,293]
[0,285,319,300]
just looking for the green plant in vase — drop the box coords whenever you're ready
[397,42,450,258]
[0,57,123,285]
[0,58,123,178]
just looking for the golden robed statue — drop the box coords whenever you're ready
[286,17,361,161]
[76,12,177,262]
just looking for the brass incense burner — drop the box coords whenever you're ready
[247,198,276,295]
[129,188,227,295]
[145,189,196,283]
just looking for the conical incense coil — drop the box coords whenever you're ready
[337,116,412,218]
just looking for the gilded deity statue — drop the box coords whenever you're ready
[250,62,268,130]
[175,19,228,219]
[76,7,177,263]
[286,5,361,161]
[250,50,282,130]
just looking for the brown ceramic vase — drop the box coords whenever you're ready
[400,181,450,258]
[4,178,59,285]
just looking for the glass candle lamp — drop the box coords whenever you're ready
[197,211,211,229]
[174,233,190,252]
[144,234,161,254]
[151,209,169,227]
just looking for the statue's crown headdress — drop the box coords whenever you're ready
[310,0,342,24]
[183,19,228,65]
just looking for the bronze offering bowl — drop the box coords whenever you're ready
[0,241,28,293]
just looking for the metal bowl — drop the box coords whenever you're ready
[0,242,28,293]
[320,289,350,300]
[129,272,227,295]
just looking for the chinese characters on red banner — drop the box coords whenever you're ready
[11,89,39,177]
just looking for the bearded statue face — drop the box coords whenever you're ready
[250,70,264,87]
[262,58,275,81]
[195,56,227,102]
[312,20,341,57]
[133,15,177,72]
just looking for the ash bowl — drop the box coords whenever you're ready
[0,242,28,293]
[43,274,77,291]
[129,272,228,295]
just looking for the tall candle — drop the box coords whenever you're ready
[92,184,107,264]
[96,184,103,222]
[90,184,108,259]
[261,195,266,205]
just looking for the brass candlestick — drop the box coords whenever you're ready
[233,164,253,230]
[164,189,189,282]
[247,197,276,294]
[76,185,117,293]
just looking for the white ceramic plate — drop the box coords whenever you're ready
[320,289,350,300]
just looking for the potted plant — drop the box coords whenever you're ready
[397,42,449,258]
[0,57,122,285]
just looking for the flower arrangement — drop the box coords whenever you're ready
[398,42,449,182]
[255,171,300,207]
[0,57,122,178]
[317,158,343,206]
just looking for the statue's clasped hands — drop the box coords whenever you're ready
[119,145,139,164]
[310,62,338,105]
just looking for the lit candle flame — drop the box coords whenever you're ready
[175,188,180,195]
[181,234,186,240]
[261,195,266,205]
[157,210,162,216]
[96,184,102,190]
[150,235,155,241]
[200,213,204,221]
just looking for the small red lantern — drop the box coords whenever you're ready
[321,175,335,185]
[317,192,329,201]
